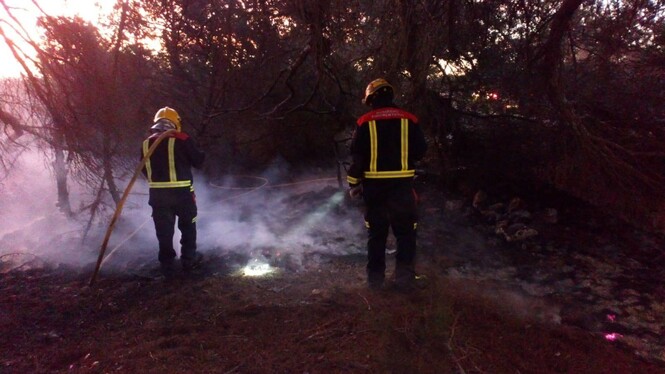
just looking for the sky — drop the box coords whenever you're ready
[0,0,116,77]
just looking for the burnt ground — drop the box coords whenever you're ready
[1,178,665,373]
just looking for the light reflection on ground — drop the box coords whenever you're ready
[242,258,273,277]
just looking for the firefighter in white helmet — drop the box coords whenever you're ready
[347,79,427,291]
[141,106,205,276]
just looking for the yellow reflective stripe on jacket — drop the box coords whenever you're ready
[148,180,192,188]
[143,137,192,189]
[401,118,408,171]
[142,139,152,180]
[364,170,415,178]
[369,120,378,172]
[167,138,177,182]
[364,117,413,179]
[347,175,361,184]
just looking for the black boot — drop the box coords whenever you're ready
[182,252,203,272]
[394,264,416,292]
[367,270,385,290]
[160,260,177,278]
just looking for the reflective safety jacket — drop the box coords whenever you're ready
[347,105,427,186]
[141,132,205,191]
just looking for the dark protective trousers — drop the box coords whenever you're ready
[362,179,418,284]
[149,188,198,264]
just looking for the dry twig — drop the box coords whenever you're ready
[357,292,371,311]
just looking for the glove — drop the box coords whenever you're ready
[348,185,363,199]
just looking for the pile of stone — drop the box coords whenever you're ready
[470,190,557,242]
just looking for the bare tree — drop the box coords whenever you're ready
[0,0,160,218]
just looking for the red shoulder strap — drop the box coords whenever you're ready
[356,108,418,126]
[173,132,190,140]
[149,132,190,140]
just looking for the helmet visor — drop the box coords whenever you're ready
[150,119,176,133]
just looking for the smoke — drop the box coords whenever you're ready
[0,154,366,275]
[195,171,362,266]
[102,169,366,273]
[0,150,85,268]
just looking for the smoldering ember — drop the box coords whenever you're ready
[0,1,664,373]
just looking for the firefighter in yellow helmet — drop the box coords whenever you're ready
[347,79,427,291]
[141,106,205,276]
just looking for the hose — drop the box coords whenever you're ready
[89,129,176,286]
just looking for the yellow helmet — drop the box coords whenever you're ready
[152,106,181,132]
[362,78,394,105]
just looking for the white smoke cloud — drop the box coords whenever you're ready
[0,151,60,236]
[0,150,89,268]
[0,154,366,275]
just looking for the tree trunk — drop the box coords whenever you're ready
[53,146,72,217]
[104,163,121,206]
[539,0,585,113]
[103,137,121,205]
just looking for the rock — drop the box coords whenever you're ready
[472,190,487,209]
[507,197,527,213]
[509,227,538,241]
[480,209,502,223]
[509,209,532,223]
[496,223,539,242]
[495,220,510,235]
[488,202,505,213]
[41,331,60,342]
[505,223,527,236]
[445,199,465,211]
